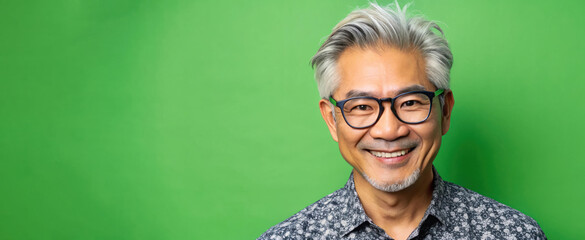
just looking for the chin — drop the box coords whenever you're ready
[361,168,420,193]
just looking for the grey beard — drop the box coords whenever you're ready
[361,169,420,192]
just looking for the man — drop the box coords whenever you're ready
[259,3,545,240]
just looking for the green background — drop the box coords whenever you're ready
[1,0,583,239]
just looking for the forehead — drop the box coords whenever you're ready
[335,45,432,98]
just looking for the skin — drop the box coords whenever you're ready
[319,45,454,240]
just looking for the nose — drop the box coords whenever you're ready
[368,103,409,141]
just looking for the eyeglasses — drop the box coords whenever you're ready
[329,89,444,129]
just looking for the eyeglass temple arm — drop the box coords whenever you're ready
[329,97,337,106]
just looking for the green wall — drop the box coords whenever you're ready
[1,0,583,239]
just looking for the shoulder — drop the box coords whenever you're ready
[258,187,350,240]
[441,181,546,239]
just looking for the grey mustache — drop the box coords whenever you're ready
[357,139,419,151]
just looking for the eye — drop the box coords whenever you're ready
[344,98,377,114]
[352,105,372,111]
[402,100,419,107]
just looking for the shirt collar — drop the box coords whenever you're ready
[422,166,449,225]
[338,172,370,236]
[338,166,450,236]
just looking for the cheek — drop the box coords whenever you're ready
[421,106,444,140]
[335,122,367,155]
[426,123,442,142]
[412,118,443,147]
[417,122,444,163]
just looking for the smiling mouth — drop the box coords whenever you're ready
[369,148,414,158]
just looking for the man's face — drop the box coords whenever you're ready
[319,45,453,191]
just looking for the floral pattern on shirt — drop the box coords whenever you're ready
[259,167,546,240]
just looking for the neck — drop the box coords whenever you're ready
[353,165,434,240]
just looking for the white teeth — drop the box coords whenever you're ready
[370,149,408,158]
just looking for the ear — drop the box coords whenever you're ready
[319,99,339,142]
[441,90,455,135]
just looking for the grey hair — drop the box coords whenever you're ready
[311,2,453,101]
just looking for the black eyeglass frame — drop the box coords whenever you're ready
[329,89,445,129]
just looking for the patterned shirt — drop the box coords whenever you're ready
[259,168,546,240]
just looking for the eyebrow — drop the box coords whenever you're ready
[345,84,427,98]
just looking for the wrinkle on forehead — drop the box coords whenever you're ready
[336,45,430,98]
